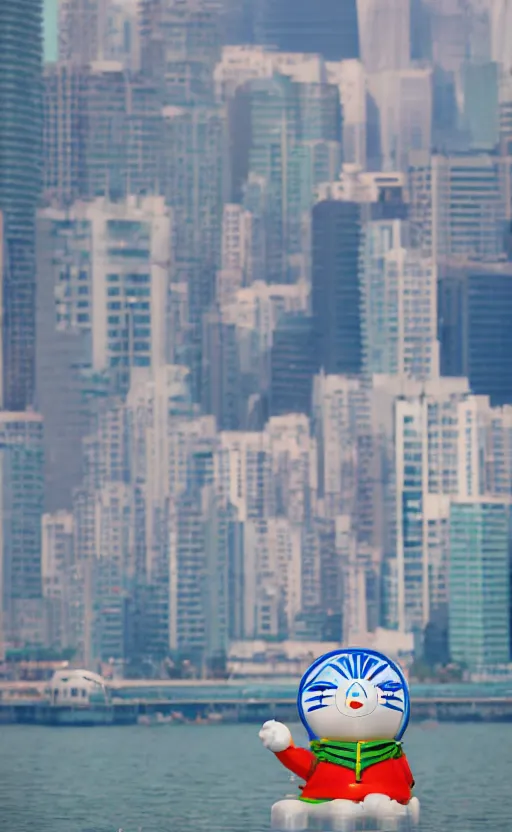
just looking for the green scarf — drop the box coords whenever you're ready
[310,739,403,782]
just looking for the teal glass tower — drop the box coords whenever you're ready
[449,501,511,671]
[0,0,43,409]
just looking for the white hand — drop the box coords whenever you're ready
[258,719,292,752]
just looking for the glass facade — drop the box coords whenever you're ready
[438,264,512,407]
[0,0,43,409]
[449,501,511,670]
[312,200,363,375]
[255,0,359,62]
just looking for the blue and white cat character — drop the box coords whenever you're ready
[259,647,420,830]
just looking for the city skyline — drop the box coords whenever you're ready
[2,0,512,681]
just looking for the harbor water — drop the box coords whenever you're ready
[0,721,510,832]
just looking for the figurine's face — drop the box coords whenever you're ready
[298,649,409,742]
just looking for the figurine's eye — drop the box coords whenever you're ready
[303,682,337,711]
[305,683,337,693]
[377,681,402,693]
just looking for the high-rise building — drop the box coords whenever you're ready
[42,63,87,207]
[84,63,161,201]
[357,0,410,73]
[161,104,226,320]
[140,0,222,106]
[449,499,511,671]
[43,61,161,206]
[461,61,499,151]
[230,73,342,283]
[269,314,320,417]
[326,60,367,167]
[41,511,76,650]
[500,79,512,155]
[0,0,43,410]
[312,373,372,528]
[438,261,512,406]
[220,0,255,45]
[201,310,241,431]
[255,0,359,62]
[59,0,104,65]
[59,0,140,69]
[36,197,172,509]
[362,219,439,380]
[0,412,45,645]
[409,153,511,260]
[312,200,363,375]
[372,375,471,635]
[367,68,432,171]
[489,0,512,77]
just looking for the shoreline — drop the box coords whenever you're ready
[3,697,512,726]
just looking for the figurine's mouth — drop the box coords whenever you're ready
[348,701,363,710]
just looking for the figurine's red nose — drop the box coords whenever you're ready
[349,701,363,710]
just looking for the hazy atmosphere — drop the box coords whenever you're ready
[1,0,512,830]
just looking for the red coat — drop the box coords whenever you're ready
[275,744,414,804]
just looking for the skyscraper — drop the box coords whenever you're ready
[362,219,439,380]
[449,499,511,671]
[0,412,45,644]
[409,153,510,260]
[59,0,104,65]
[42,61,161,205]
[140,0,222,106]
[438,261,512,406]
[0,0,43,409]
[312,200,363,375]
[357,0,411,72]
[269,314,320,417]
[255,0,359,62]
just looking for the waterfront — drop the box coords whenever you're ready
[4,679,512,725]
[0,722,511,832]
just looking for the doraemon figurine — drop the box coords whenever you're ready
[259,648,420,830]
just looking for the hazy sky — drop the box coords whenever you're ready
[44,0,58,62]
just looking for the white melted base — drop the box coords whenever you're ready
[270,794,420,831]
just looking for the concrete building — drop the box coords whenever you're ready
[326,60,367,167]
[312,374,375,546]
[367,68,432,172]
[59,0,104,65]
[36,196,171,510]
[42,511,76,650]
[242,517,302,639]
[362,220,439,380]
[161,104,226,326]
[140,0,222,106]
[372,375,471,636]
[0,412,45,647]
[409,153,511,260]
[43,60,161,206]
[221,204,254,282]
[357,0,410,73]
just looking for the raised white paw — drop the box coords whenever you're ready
[259,719,292,752]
